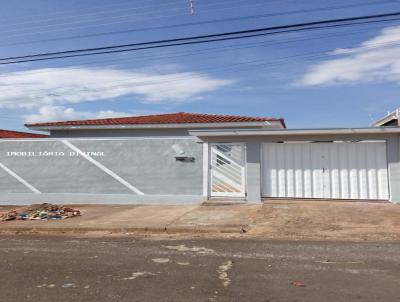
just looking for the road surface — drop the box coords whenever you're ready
[0,236,399,301]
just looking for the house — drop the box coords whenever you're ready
[25,112,286,137]
[0,129,48,139]
[374,108,400,126]
[1,112,400,205]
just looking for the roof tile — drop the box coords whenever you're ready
[0,129,48,138]
[25,112,285,128]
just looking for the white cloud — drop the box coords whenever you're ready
[298,26,400,86]
[24,105,132,123]
[0,66,233,109]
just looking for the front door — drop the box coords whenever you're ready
[210,143,246,197]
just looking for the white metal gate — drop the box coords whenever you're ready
[262,142,389,200]
[210,143,246,197]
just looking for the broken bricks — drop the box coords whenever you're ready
[0,203,81,222]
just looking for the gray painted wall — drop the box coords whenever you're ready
[0,138,204,204]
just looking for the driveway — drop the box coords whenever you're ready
[251,200,400,241]
[1,236,400,302]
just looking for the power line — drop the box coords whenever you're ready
[0,0,186,28]
[0,52,327,95]
[4,0,252,27]
[0,0,260,37]
[0,23,386,81]
[0,44,391,108]
[0,23,389,76]
[1,0,393,42]
[1,12,400,65]
[0,52,355,106]
[0,52,329,99]
[2,0,251,30]
[1,38,399,96]
[0,0,139,23]
[0,0,393,48]
[0,0,268,42]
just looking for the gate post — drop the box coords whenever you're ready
[246,141,262,202]
[387,135,400,203]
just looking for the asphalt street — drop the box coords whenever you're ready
[0,236,400,302]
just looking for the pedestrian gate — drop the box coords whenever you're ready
[210,143,246,197]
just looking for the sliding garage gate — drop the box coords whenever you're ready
[262,141,389,200]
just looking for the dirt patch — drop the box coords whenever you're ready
[249,200,400,241]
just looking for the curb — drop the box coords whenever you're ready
[0,225,247,235]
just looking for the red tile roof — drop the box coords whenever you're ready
[25,112,286,128]
[0,129,48,138]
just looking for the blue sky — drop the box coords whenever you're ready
[1,0,400,131]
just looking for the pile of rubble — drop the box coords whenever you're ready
[0,203,81,221]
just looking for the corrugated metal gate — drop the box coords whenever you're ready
[262,141,389,200]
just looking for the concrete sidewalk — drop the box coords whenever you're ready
[0,204,259,235]
[2,200,400,241]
